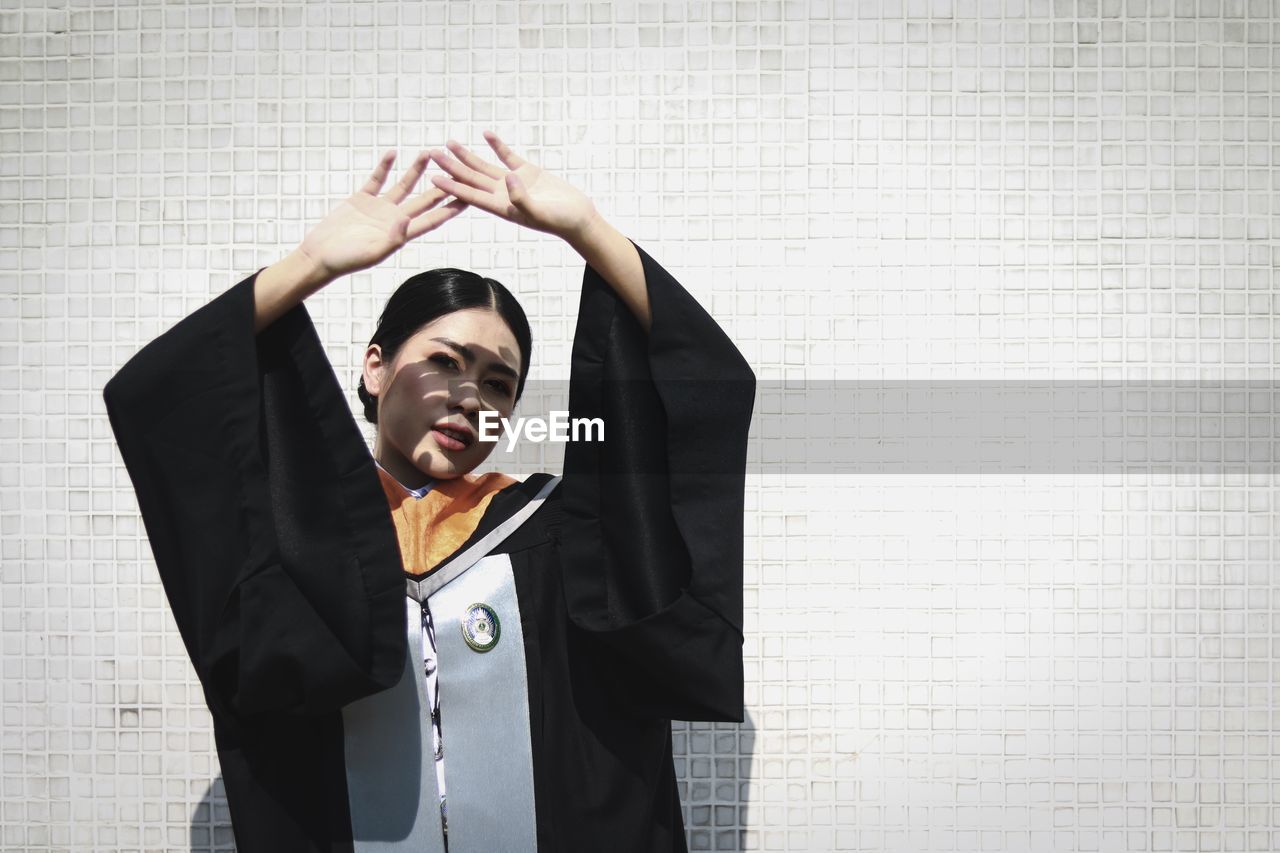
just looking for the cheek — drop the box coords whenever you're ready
[386,370,447,410]
[476,382,513,410]
[485,400,516,422]
[381,375,448,437]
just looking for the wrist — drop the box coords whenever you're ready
[560,208,610,252]
[283,245,336,291]
[252,247,337,334]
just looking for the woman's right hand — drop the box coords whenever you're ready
[297,149,468,280]
[254,151,468,333]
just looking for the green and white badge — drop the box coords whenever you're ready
[461,602,501,652]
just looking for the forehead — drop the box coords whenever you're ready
[401,308,521,372]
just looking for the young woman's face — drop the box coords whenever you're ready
[363,307,522,486]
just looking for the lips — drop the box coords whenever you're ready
[432,420,475,449]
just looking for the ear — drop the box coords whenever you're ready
[362,343,388,397]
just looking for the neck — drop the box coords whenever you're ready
[373,446,434,491]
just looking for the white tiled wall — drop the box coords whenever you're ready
[3,2,1277,851]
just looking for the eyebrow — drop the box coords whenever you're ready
[429,337,520,382]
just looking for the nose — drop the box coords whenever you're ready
[446,376,482,417]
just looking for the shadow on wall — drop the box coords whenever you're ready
[192,776,235,852]
[190,710,758,852]
[676,708,756,853]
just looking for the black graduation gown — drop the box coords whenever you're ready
[101,239,756,852]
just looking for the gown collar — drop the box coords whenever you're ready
[373,460,519,577]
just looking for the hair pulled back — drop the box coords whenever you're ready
[357,268,532,425]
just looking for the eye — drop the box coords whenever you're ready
[431,353,459,370]
[486,379,512,396]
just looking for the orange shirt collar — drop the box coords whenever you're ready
[375,464,519,577]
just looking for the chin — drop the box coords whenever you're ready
[414,448,479,480]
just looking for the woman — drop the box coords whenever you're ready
[103,131,755,853]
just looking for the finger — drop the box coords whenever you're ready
[360,150,397,195]
[505,172,527,208]
[483,130,526,170]
[406,198,470,241]
[400,184,453,219]
[385,150,430,204]
[428,173,502,214]
[429,148,497,191]
[445,139,505,181]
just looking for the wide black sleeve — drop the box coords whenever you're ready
[559,239,756,722]
[102,272,406,720]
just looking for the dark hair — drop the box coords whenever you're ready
[357,268,532,425]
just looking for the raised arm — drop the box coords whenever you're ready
[429,131,756,721]
[426,130,652,333]
[254,150,469,333]
[103,151,469,720]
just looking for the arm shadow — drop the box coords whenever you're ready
[675,707,756,852]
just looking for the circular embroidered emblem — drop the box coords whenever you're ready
[461,602,501,652]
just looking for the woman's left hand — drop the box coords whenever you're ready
[427,130,600,241]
